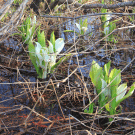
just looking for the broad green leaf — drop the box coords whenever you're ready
[89,60,102,86]
[105,103,110,111]
[116,82,135,107]
[116,83,127,102]
[100,79,107,106]
[38,31,46,47]
[101,0,105,4]
[96,74,102,93]
[109,68,121,115]
[101,79,110,97]
[109,68,121,87]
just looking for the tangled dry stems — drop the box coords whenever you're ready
[0,0,135,134]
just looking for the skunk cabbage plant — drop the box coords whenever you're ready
[63,18,88,35]
[28,31,67,79]
[101,4,118,43]
[16,16,36,44]
[75,18,88,35]
[104,14,112,35]
[89,60,135,118]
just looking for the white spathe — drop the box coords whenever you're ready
[49,55,56,67]
[101,79,110,97]
[32,15,36,25]
[75,23,81,31]
[42,47,50,62]
[35,42,43,61]
[55,38,65,54]
[75,23,88,34]
[82,27,88,34]
[48,41,54,54]
[35,42,50,67]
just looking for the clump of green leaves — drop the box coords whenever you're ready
[101,1,118,43]
[64,18,88,36]
[86,60,135,121]
[14,16,36,44]
[29,30,70,79]
[13,0,23,5]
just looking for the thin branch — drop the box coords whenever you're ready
[58,0,135,9]
[0,0,29,36]
[74,1,135,9]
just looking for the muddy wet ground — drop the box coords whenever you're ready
[0,1,135,134]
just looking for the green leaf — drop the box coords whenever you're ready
[38,31,46,47]
[105,103,110,112]
[101,0,105,4]
[103,61,111,82]
[82,18,88,28]
[63,30,79,35]
[51,53,71,72]
[108,68,121,115]
[80,19,83,27]
[28,42,39,74]
[89,60,102,86]
[101,79,110,97]
[109,68,121,87]
[84,103,94,114]
[31,23,36,37]
[50,31,55,49]
[116,83,127,102]
[116,82,135,107]
[63,30,74,33]
[89,61,105,107]
[100,79,107,106]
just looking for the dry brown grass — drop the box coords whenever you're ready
[0,0,135,134]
